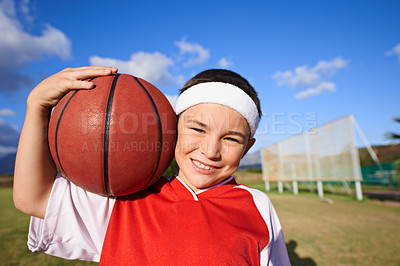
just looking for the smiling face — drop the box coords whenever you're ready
[175,103,255,192]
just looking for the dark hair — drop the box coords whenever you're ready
[180,69,262,118]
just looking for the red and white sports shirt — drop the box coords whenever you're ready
[28,173,290,265]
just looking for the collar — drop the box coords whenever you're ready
[170,176,238,201]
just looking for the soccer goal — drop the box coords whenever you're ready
[261,114,365,200]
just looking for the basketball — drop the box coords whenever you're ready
[48,74,177,197]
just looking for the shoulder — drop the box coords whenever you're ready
[229,184,275,222]
[233,184,273,206]
[232,186,275,227]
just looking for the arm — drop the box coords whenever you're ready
[13,66,118,219]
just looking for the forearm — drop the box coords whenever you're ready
[13,103,57,219]
[13,66,118,219]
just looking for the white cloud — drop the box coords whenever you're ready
[0,0,71,92]
[175,74,186,87]
[0,145,17,155]
[0,108,16,116]
[0,1,71,63]
[89,38,210,87]
[0,117,20,157]
[273,57,348,99]
[295,82,336,100]
[90,51,174,86]
[218,57,234,68]
[386,43,400,62]
[312,57,348,73]
[19,0,33,22]
[165,94,179,110]
[0,0,15,16]
[175,38,210,67]
[273,65,320,88]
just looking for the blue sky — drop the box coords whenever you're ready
[0,0,399,158]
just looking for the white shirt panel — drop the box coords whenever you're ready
[28,173,115,262]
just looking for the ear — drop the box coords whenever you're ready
[241,138,256,159]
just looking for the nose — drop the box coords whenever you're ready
[200,137,221,160]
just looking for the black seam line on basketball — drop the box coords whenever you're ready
[104,74,120,197]
[133,77,163,187]
[55,90,79,181]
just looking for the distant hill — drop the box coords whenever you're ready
[0,153,16,174]
[359,145,400,166]
[240,149,261,169]
[0,120,20,158]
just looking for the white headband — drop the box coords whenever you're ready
[175,82,260,138]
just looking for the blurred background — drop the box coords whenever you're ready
[0,0,399,265]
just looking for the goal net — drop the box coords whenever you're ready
[261,115,362,183]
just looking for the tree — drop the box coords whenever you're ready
[385,116,400,191]
[163,158,179,178]
[385,116,400,143]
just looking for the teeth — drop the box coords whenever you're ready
[193,160,214,170]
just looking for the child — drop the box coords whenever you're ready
[14,66,291,265]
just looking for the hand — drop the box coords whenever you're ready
[27,66,118,110]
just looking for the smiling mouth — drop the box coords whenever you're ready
[192,159,217,170]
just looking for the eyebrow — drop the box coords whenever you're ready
[186,119,208,129]
[186,119,246,139]
[227,131,246,139]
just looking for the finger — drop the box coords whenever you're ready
[58,79,94,93]
[68,68,118,81]
[68,66,118,73]
[61,66,117,79]
[66,66,115,71]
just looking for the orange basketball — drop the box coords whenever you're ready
[48,74,177,197]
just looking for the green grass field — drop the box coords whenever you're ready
[251,181,400,266]
[0,187,96,266]
[1,183,400,265]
